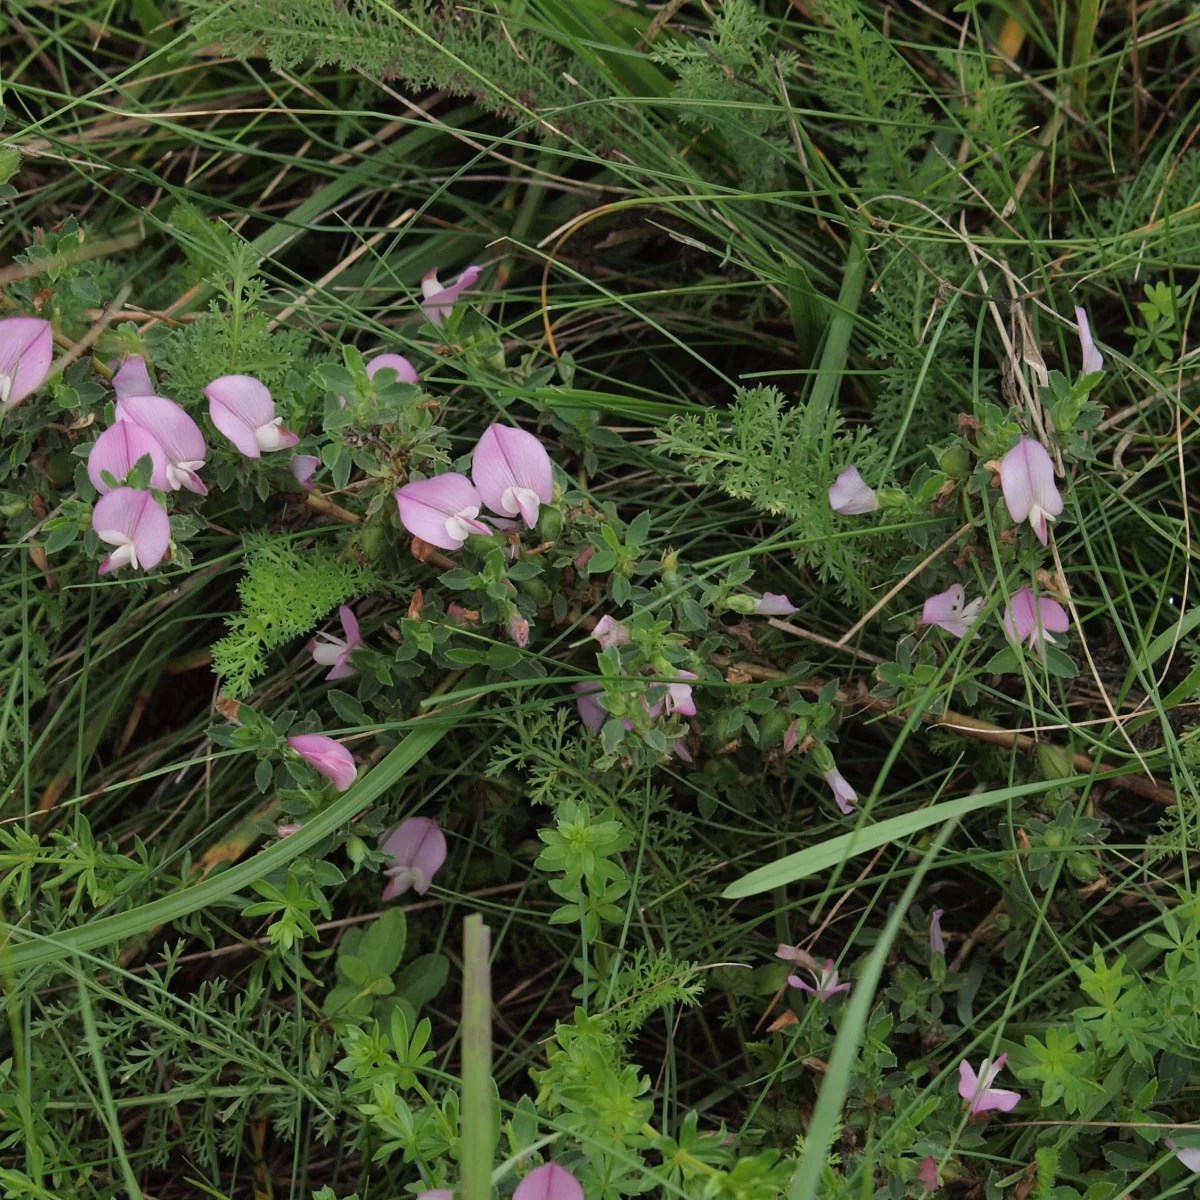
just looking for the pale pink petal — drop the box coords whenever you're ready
[421,265,482,327]
[115,393,207,494]
[919,1157,940,1192]
[339,605,361,648]
[572,682,606,731]
[920,584,981,639]
[87,421,170,494]
[1000,437,1062,545]
[1037,595,1070,636]
[1001,588,1039,645]
[310,636,346,668]
[112,355,155,400]
[788,973,817,995]
[930,908,945,954]
[380,817,447,899]
[471,424,554,528]
[664,670,697,717]
[592,615,629,651]
[828,466,879,515]
[0,317,53,407]
[825,767,857,814]
[287,734,357,791]
[755,592,797,616]
[1075,306,1104,375]
[92,488,170,575]
[366,353,420,385]
[960,1055,1020,1115]
[783,719,799,753]
[419,1191,454,1200]
[205,374,297,456]
[509,613,530,648]
[513,1162,584,1200]
[394,473,490,551]
[290,454,321,490]
[1168,1142,1200,1173]
[277,823,302,838]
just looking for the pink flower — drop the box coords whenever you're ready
[920,583,984,639]
[287,734,357,791]
[471,423,553,528]
[1001,587,1069,658]
[92,488,171,575]
[380,816,447,900]
[958,1055,1020,1115]
[1075,306,1104,375]
[111,355,155,400]
[919,1157,940,1193]
[999,437,1062,545]
[418,1192,454,1200]
[421,264,482,327]
[592,615,629,650]
[788,959,852,999]
[394,473,491,550]
[367,352,420,385]
[277,823,302,838]
[783,719,800,753]
[828,466,879,515]
[930,908,945,954]
[308,605,361,680]
[756,592,797,616]
[0,316,53,407]
[661,670,697,717]
[825,767,857,814]
[513,1163,583,1200]
[205,374,300,457]
[572,682,607,732]
[115,393,208,494]
[87,421,170,494]
[509,613,530,648]
[290,454,321,490]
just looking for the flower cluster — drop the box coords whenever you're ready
[393,422,554,550]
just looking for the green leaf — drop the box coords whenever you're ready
[394,952,450,1008]
[724,775,1105,898]
[357,908,407,977]
[784,256,826,366]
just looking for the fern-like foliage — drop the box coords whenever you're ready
[183,0,611,142]
[655,0,798,191]
[211,534,377,697]
[601,948,705,1041]
[658,385,885,592]
[802,0,931,190]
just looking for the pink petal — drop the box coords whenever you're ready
[87,421,170,494]
[825,767,857,814]
[419,1191,454,1200]
[664,670,698,717]
[115,393,207,492]
[755,592,797,616]
[367,353,420,385]
[0,317,54,407]
[788,974,816,995]
[380,816,447,898]
[783,719,799,753]
[513,1164,583,1200]
[1172,1144,1200,1173]
[92,488,171,574]
[919,1157,940,1193]
[1075,306,1104,375]
[394,473,489,551]
[290,454,321,490]
[112,355,155,400]
[1000,438,1062,544]
[286,734,357,791]
[828,466,879,515]
[421,265,482,327]
[205,374,276,458]
[976,1087,1021,1114]
[1001,587,1038,645]
[930,908,945,954]
[592,615,630,651]
[571,682,606,731]
[471,424,554,527]
[920,584,980,639]
[1037,595,1070,635]
[509,613,530,648]
[957,1059,980,1104]
[339,605,361,648]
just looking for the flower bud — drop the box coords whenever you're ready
[1037,742,1074,781]
[345,835,368,866]
[723,594,758,615]
[759,710,792,748]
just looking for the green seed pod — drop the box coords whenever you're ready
[1042,826,1066,849]
[359,523,386,560]
[759,710,792,748]
[938,444,971,479]
[539,503,564,542]
[345,835,368,866]
[519,577,552,606]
